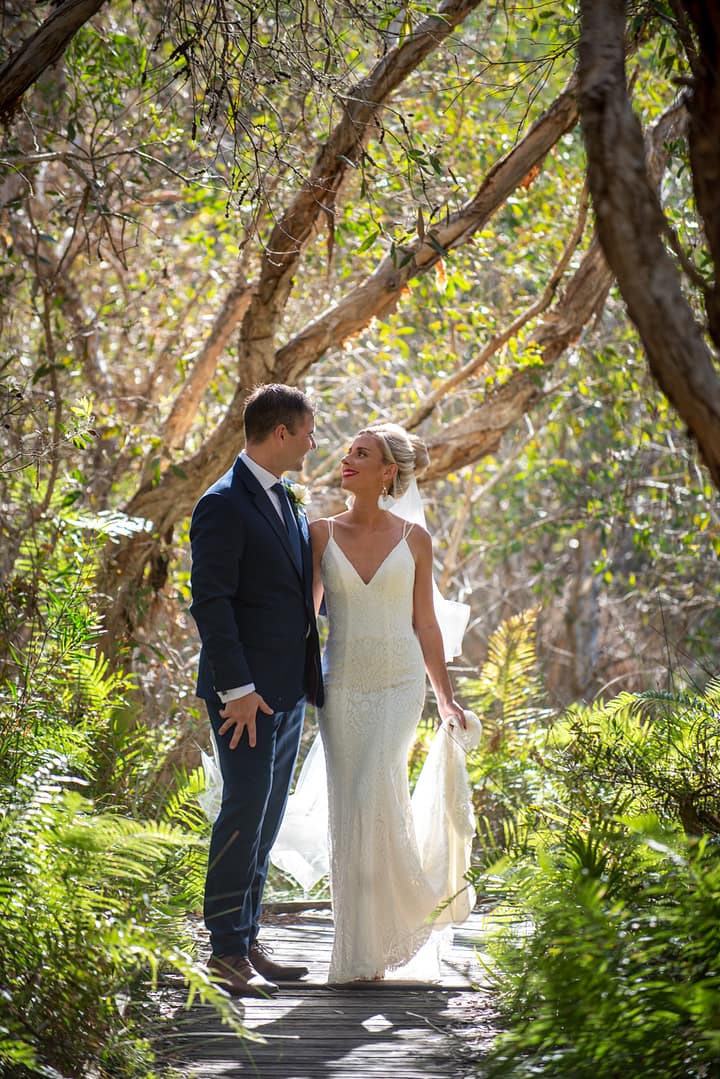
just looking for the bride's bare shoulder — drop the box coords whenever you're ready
[404,521,432,559]
[389,513,430,540]
[318,511,352,530]
[310,513,348,531]
[309,515,342,554]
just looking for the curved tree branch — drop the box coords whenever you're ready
[104,1,487,519]
[237,0,485,381]
[405,182,590,430]
[157,275,256,456]
[422,94,688,480]
[275,79,579,382]
[423,232,613,479]
[308,228,612,503]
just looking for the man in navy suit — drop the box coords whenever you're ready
[190,383,323,997]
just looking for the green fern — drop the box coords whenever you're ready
[461,607,551,746]
[163,764,209,831]
[0,509,248,1077]
[483,677,720,1078]
[0,759,244,1077]
[551,684,720,836]
[458,608,556,859]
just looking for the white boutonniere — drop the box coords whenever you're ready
[285,481,310,510]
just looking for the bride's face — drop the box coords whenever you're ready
[341,434,389,494]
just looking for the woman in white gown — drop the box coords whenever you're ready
[309,423,469,983]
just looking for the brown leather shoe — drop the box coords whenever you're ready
[249,940,309,981]
[207,953,279,997]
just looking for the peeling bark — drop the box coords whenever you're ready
[578,0,720,488]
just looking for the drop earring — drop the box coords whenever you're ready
[378,482,393,509]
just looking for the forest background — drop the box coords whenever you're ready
[2,1,720,1077]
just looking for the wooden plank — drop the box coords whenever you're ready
[156,908,498,1077]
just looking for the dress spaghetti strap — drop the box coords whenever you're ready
[401,520,414,540]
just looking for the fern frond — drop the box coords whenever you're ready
[462,607,551,736]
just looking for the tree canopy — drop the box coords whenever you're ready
[2,0,719,730]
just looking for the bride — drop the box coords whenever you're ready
[304,422,476,983]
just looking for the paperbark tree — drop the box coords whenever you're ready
[92,6,584,649]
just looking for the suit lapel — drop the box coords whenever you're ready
[233,457,305,581]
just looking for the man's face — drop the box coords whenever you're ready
[280,411,316,472]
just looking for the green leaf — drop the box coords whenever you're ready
[355,228,380,254]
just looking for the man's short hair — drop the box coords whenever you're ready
[243,383,313,443]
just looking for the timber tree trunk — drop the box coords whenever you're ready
[681,1,720,349]
[578,0,720,489]
[567,526,601,700]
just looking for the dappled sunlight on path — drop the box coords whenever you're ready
[158,907,499,1078]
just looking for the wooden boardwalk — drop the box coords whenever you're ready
[158,907,499,1078]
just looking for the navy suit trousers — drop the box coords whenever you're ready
[203,695,305,956]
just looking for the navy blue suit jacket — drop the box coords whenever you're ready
[190,456,323,711]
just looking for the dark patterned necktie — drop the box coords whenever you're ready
[272,482,302,570]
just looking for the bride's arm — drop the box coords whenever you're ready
[409,528,466,727]
[309,519,330,616]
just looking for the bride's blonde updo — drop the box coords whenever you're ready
[358,422,430,499]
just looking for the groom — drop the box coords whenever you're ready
[189,383,323,997]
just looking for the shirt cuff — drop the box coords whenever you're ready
[218,683,255,703]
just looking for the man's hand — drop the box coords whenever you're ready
[219,692,274,749]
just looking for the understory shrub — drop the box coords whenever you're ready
[0,511,241,1077]
[463,625,720,1078]
[0,759,242,1077]
[485,824,720,1078]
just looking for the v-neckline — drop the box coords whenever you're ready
[328,535,408,587]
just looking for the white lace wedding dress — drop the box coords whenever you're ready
[317,518,476,982]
